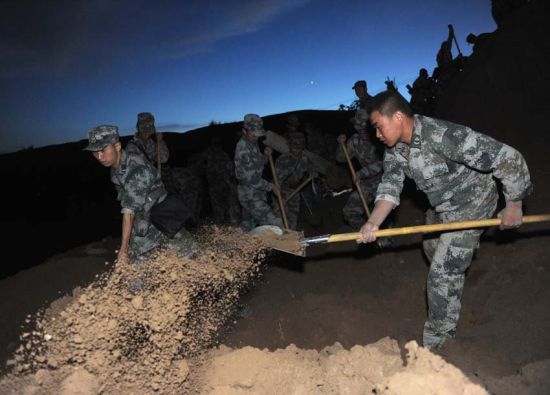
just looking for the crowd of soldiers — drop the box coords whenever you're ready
[84,19,532,350]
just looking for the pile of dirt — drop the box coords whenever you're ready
[0,226,268,394]
[198,337,550,394]
[199,338,488,394]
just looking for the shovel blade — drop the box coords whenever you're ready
[249,226,306,257]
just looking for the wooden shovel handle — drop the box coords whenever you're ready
[267,152,289,229]
[284,176,313,205]
[326,214,550,243]
[340,140,371,217]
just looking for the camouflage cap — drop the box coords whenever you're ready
[353,109,369,129]
[83,125,119,152]
[352,80,367,89]
[243,113,265,137]
[288,132,306,149]
[137,112,156,133]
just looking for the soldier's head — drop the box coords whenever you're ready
[286,114,300,133]
[84,125,122,168]
[288,132,306,156]
[242,113,265,143]
[369,91,414,148]
[353,109,369,137]
[353,80,367,99]
[419,68,428,78]
[136,112,156,140]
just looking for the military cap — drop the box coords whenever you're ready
[288,132,306,149]
[83,125,119,152]
[352,80,367,89]
[137,112,156,133]
[243,113,265,137]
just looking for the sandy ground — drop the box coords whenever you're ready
[0,186,549,394]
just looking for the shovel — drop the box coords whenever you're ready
[253,214,550,257]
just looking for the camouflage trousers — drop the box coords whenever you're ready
[129,211,197,261]
[238,185,283,231]
[342,176,380,230]
[421,197,497,349]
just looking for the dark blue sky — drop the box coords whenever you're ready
[0,0,496,153]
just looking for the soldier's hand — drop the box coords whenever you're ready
[448,24,454,33]
[497,201,523,230]
[352,174,360,185]
[271,183,280,196]
[264,146,273,156]
[359,221,379,244]
[337,134,347,144]
[310,171,318,179]
[156,132,163,141]
[117,249,129,264]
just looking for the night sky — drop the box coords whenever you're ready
[0,0,496,153]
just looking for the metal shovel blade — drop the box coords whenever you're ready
[249,225,305,257]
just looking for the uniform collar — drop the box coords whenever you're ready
[410,115,422,149]
[112,149,128,177]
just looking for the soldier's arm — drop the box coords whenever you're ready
[158,137,170,164]
[439,127,532,202]
[438,127,532,228]
[359,199,396,243]
[118,212,134,262]
[119,152,158,212]
[374,149,405,207]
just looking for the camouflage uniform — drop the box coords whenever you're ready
[111,143,167,258]
[132,112,170,166]
[131,134,169,166]
[234,114,283,231]
[204,144,241,226]
[275,133,313,230]
[336,110,383,229]
[352,80,373,111]
[376,115,532,348]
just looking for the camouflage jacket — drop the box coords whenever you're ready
[336,133,383,179]
[376,115,532,212]
[275,152,313,189]
[131,134,170,165]
[234,137,272,192]
[111,143,167,215]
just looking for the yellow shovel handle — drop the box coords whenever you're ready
[326,214,550,243]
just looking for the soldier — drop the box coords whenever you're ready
[336,109,383,230]
[84,125,196,264]
[234,114,283,231]
[204,136,241,226]
[360,91,532,349]
[407,68,437,115]
[131,112,169,168]
[433,25,457,88]
[275,132,316,230]
[286,114,301,135]
[352,80,373,111]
